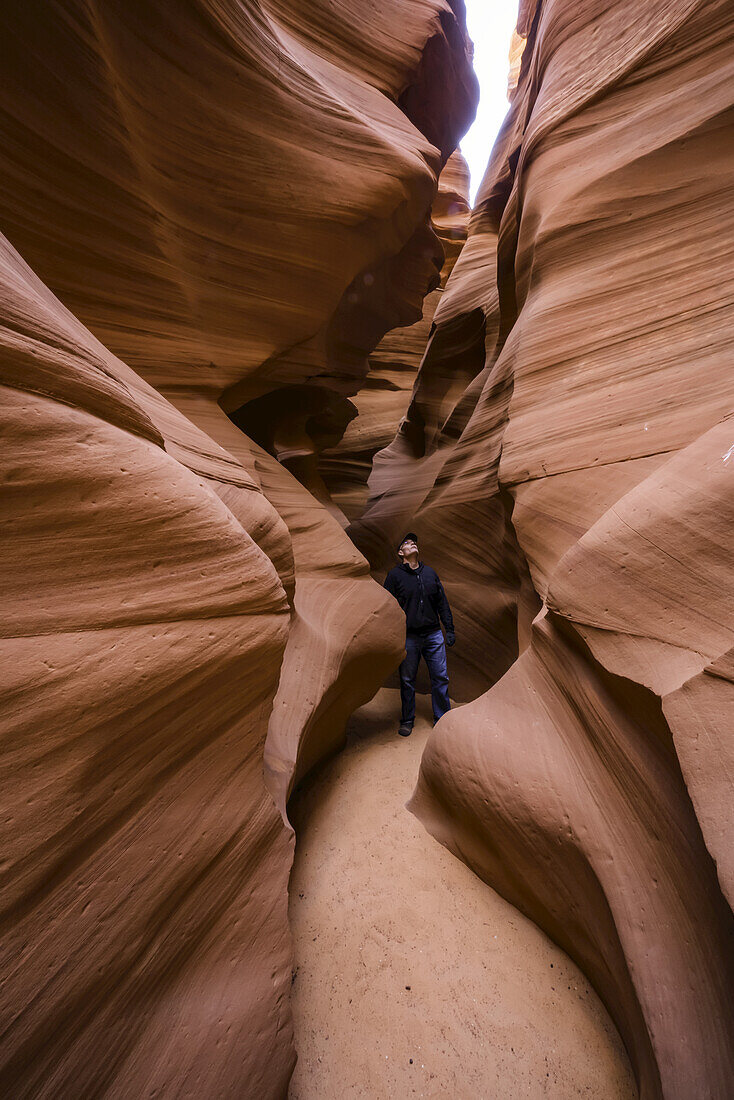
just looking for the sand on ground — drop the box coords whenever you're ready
[287,688,637,1100]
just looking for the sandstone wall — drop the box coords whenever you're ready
[319,150,472,522]
[356,1,734,1096]
[0,1,477,1093]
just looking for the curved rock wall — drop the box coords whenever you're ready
[0,1,469,393]
[0,236,297,1096]
[386,1,734,1097]
[0,1,477,1093]
[350,161,533,700]
[320,151,472,522]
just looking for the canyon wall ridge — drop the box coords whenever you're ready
[0,1,477,1093]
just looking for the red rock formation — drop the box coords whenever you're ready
[349,158,528,699]
[0,1,477,1093]
[0,236,296,1096]
[395,1,734,1097]
[320,151,473,522]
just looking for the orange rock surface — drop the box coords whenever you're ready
[0,1,477,1093]
[354,1,734,1097]
[3,0,733,1096]
[320,151,472,522]
[0,235,296,1095]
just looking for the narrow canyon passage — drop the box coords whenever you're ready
[288,689,636,1099]
[1,1,732,1095]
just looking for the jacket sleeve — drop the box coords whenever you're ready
[435,574,454,634]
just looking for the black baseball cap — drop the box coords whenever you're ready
[398,532,418,550]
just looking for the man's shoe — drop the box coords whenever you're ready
[398,723,413,737]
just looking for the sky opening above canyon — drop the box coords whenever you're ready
[461,0,520,204]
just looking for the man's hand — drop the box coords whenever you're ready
[445,630,455,647]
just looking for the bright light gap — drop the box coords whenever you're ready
[460,0,520,205]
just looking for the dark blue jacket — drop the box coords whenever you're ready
[384,562,454,636]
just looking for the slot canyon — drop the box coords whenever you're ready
[1,0,732,1097]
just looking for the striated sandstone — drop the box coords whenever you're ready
[0,0,476,407]
[0,0,477,1093]
[346,1,734,1097]
[349,153,529,700]
[0,235,296,1096]
[320,151,472,522]
[9,0,732,1095]
[404,0,734,1095]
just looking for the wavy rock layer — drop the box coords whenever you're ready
[0,1,477,1093]
[350,181,533,700]
[351,1,734,1097]
[0,236,296,1097]
[320,151,472,522]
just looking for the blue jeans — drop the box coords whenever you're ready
[399,629,451,727]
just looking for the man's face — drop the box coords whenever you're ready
[399,538,418,560]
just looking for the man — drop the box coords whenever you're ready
[383,532,455,737]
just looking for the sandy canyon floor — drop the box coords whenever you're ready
[288,689,637,1098]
